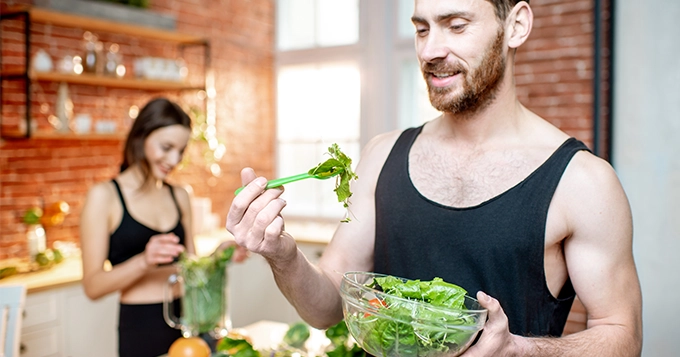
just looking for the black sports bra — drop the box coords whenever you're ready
[107,180,185,266]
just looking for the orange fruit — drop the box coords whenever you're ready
[168,337,211,357]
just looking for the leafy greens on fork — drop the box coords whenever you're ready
[234,143,358,222]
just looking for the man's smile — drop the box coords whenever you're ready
[427,70,463,88]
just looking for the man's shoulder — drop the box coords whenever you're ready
[362,128,408,159]
[559,148,625,206]
[568,149,615,181]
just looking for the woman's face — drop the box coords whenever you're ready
[143,124,191,180]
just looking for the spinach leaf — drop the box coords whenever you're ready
[349,276,477,356]
[216,336,261,357]
[308,143,358,222]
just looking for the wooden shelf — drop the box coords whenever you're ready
[0,128,127,141]
[27,71,205,91]
[0,5,210,139]
[1,70,204,91]
[32,132,126,140]
[4,6,207,45]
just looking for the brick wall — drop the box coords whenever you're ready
[0,0,275,258]
[0,0,607,336]
[517,0,609,152]
[516,0,612,335]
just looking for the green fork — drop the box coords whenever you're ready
[234,170,341,195]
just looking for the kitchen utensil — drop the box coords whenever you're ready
[163,253,231,339]
[234,170,341,195]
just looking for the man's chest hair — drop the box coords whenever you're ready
[408,143,547,208]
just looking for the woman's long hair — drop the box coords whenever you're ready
[120,98,192,183]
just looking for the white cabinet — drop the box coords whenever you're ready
[62,285,118,357]
[228,241,327,328]
[21,284,118,357]
[20,328,62,357]
[21,289,64,357]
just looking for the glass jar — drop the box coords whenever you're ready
[26,223,46,262]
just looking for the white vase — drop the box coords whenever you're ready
[32,49,53,72]
[26,224,46,261]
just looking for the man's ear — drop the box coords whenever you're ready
[507,2,533,49]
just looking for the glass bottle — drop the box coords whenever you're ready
[104,43,120,77]
[27,224,46,262]
[83,31,98,74]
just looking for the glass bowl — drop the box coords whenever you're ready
[340,272,487,357]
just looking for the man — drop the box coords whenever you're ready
[227,0,643,355]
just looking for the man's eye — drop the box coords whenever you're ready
[450,23,467,31]
[416,28,429,36]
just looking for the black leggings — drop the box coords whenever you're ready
[118,300,182,357]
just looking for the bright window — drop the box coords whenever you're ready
[277,0,359,50]
[399,59,442,129]
[276,0,438,219]
[276,63,361,218]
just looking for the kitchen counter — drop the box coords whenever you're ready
[0,220,338,293]
[0,255,83,293]
[158,320,331,357]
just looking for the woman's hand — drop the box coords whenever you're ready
[142,233,185,268]
[215,240,250,263]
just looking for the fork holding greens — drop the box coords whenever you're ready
[234,143,358,222]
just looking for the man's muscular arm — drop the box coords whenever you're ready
[464,152,642,357]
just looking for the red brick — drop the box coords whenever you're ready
[0,0,275,259]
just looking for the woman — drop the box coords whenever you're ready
[80,98,242,357]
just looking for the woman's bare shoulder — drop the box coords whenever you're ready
[169,183,192,210]
[81,180,119,219]
[85,180,121,210]
[86,180,117,200]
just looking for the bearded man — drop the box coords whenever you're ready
[227,1,643,356]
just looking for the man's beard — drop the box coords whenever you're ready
[423,28,506,116]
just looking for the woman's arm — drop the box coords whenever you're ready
[174,185,195,256]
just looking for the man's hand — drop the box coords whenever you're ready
[460,291,522,357]
[226,167,298,265]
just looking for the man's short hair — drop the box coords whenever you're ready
[487,0,529,21]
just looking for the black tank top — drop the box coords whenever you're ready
[108,180,186,266]
[374,125,589,337]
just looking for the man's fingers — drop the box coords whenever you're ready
[236,188,284,235]
[241,167,258,185]
[253,197,286,230]
[226,167,294,262]
[264,215,286,239]
[477,291,498,311]
[228,177,268,229]
[476,290,509,331]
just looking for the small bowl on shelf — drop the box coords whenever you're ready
[340,272,487,357]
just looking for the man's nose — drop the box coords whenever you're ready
[419,30,449,63]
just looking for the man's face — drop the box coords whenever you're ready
[413,0,507,115]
